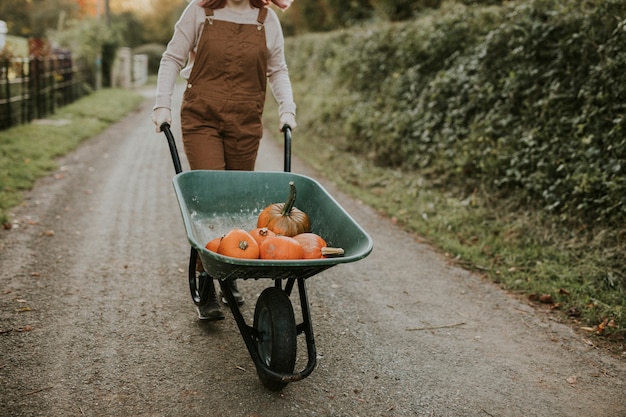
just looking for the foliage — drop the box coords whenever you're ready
[111,11,147,49]
[48,17,125,87]
[280,0,449,35]
[0,89,144,225]
[0,0,81,38]
[280,0,625,339]
[373,0,443,21]
[139,0,188,46]
[328,0,626,230]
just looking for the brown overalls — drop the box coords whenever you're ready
[181,7,268,171]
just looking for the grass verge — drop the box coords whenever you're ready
[0,88,145,225]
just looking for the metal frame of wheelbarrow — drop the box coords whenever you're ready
[162,123,321,391]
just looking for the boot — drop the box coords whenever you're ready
[220,280,245,306]
[196,275,225,321]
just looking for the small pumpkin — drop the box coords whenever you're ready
[257,181,310,237]
[293,233,344,259]
[248,227,276,247]
[205,236,223,252]
[217,228,260,259]
[259,235,304,260]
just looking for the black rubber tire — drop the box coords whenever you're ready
[253,287,297,391]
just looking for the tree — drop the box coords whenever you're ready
[0,0,81,38]
[140,0,188,45]
[0,0,33,36]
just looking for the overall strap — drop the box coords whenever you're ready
[257,7,268,30]
[204,8,214,24]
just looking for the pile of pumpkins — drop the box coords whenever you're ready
[205,182,343,260]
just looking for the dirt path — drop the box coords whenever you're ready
[1,87,624,417]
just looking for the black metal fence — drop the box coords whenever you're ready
[0,54,90,130]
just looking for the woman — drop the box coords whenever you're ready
[152,0,296,321]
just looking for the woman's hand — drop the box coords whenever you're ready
[280,112,296,132]
[152,108,172,133]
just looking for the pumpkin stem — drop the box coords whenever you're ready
[238,240,249,251]
[321,247,344,256]
[281,181,297,216]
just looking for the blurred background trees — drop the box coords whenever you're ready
[0,0,507,82]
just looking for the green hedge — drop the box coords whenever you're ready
[291,0,625,229]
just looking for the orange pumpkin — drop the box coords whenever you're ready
[248,227,276,247]
[259,236,304,260]
[257,181,310,237]
[293,233,327,259]
[293,233,345,259]
[217,228,260,259]
[205,236,223,252]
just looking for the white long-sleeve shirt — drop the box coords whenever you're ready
[154,1,296,117]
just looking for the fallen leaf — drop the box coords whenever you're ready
[15,326,34,332]
[597,318,610,334]
[42,230,55,237]
[539,294,553,304]
[15,307,34,313]
[566,375,577,385]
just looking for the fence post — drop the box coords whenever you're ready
[22,58,31,124]
[2,60,11,128]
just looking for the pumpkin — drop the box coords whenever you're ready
[293,233,345,259]
[259,236,304,260]
[248,227,276,247]
[217,228,260,259]
[205,236,223,252]
[257,181,310,237]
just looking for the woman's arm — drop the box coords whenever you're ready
[154,2,203,111]
[266,10,296,119]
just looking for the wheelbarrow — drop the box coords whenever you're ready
[161,123,373,391]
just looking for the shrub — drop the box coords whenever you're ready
[329,0,626,229]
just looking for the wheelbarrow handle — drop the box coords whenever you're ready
[161,122,183,175]
[282,124,292,173]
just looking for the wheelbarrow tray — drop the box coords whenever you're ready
[173,170,373,281]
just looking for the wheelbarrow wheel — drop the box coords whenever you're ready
[253,287,297,391]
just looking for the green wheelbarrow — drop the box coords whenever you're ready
[161,123,373,391]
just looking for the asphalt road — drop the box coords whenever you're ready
[1,86,625,417]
